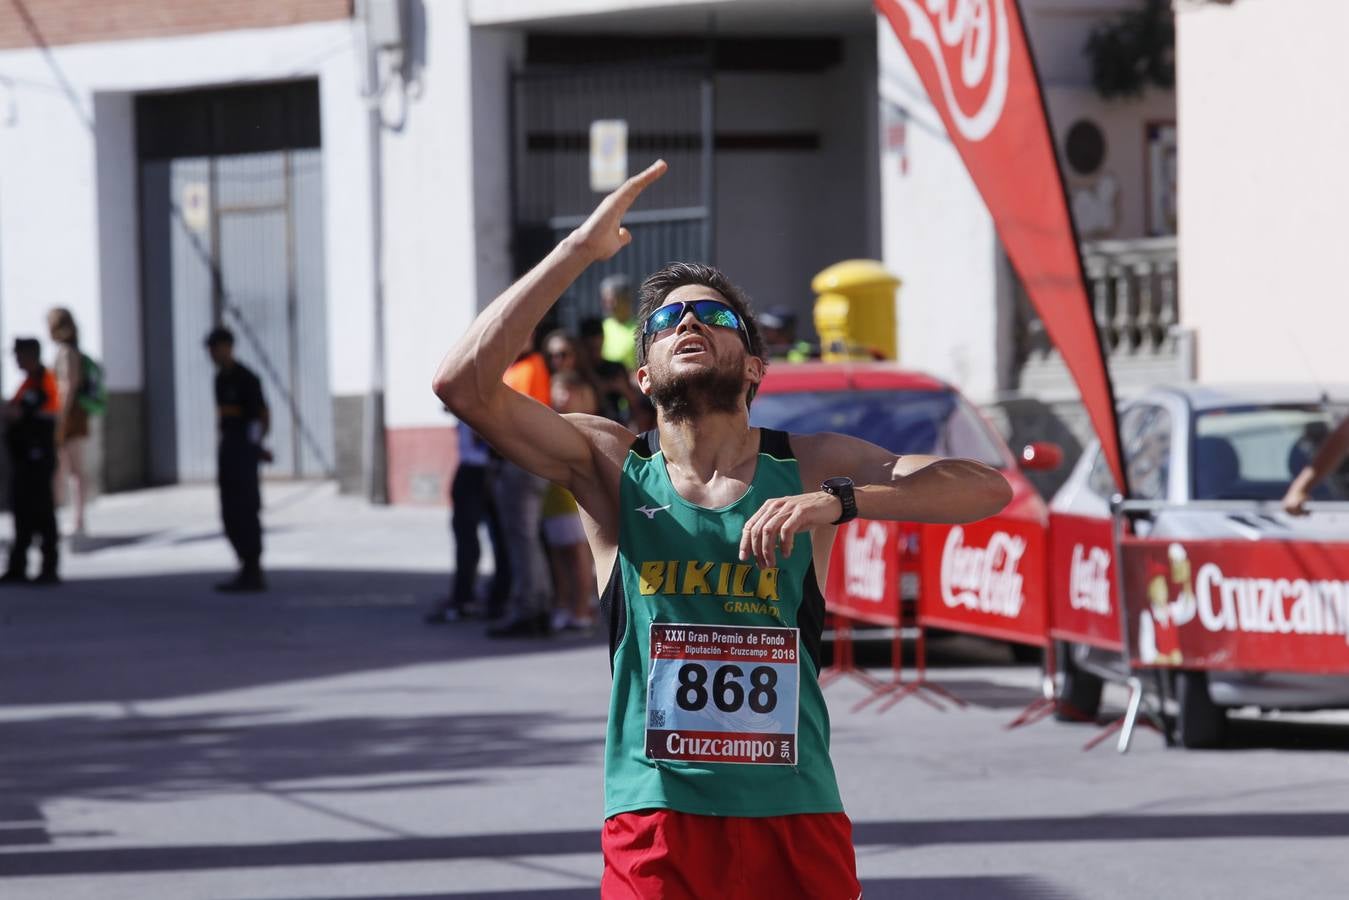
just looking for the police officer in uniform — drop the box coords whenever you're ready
[205,327,270,592]
[3,338,60,585]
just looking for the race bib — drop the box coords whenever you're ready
[645,623,800,766]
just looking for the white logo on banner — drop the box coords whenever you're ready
[1069,543,1112,616]
[893,0,1011,142]
[1193,563,1349,643]
[940,526,1025,617]
[844,522,889,602]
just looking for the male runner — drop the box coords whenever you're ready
[433,161,1012,898]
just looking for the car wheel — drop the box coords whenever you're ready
[1176,670,1226,749]
[1055,643,1102,722]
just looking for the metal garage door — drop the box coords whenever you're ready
[138,81,334,483]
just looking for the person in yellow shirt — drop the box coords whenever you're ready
[599,273,637,371]
[542,370,600,632]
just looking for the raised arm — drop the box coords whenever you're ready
[740,431,1012,568]
[1283,417,1349,515]
[432,161,667,488]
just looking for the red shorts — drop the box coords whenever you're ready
[601,809,861,899]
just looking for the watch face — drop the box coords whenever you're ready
[823,476,854,491]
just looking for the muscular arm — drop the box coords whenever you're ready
[741,430,1012,568]
[809,432,1012,525]
[1283,417,1349,514]
[432,162,666,490]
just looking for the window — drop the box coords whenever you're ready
[749,389,1009,467]
[1085,404,1172,501]
[1125,405,1172,501]
[1193,404,1349,501]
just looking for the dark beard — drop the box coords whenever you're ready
[648,365,745,424]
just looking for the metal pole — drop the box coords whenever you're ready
[1108,493,1138,752]
[358,1,389,504]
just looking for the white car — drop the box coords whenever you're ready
[1050,383,1349,747]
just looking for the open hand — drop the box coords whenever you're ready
[1281,484,1309,516]
[739,491,841,569]
[569,160,667,263]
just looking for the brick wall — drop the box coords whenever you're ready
[0,0,352,51]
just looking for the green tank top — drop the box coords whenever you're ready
[601,428,844,819]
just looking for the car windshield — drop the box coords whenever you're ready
[750,389,1008,467]
[1193,403,1349,501]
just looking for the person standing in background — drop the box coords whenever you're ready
[205,327,271,593]
[598,274,637,371]
[543,369,600,633]
[426,423,510,623]
[47,308,90,538]
[3,338,60,585]
[1283,416,1349,514]
[578,316,638,425]
[488,335,554,638]
[758,306,817,363]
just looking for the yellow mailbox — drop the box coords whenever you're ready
[811,259,901,362]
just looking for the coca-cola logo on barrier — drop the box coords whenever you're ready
[844,521,889,602]
[891,0,1010,141]
[1069,543,1112,616]
[940,525,1025,617]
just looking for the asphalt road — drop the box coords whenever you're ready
[2,483,1347,899]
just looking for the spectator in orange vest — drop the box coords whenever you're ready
[3,338,60,584]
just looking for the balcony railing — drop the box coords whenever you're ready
[1015,236,1188,395]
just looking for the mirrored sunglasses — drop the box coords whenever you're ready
[642,299,747,343]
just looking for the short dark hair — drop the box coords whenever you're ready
[204,326,235,348]
[578,316,604,339]
[13,337,40,356]
[635,262,765,369]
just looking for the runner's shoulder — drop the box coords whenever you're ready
[562,412,638,461]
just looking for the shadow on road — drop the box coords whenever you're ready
[3,810,1347,876]
[0,568,602,706]
[226,876,1075,900]
[0,708,601,816]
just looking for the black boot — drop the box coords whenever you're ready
[215,560,266,593]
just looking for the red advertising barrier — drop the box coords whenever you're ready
[1119,537,1349,674]
[824,519,902,627]
[1047,512,1122,652]
[918,518,1047,647]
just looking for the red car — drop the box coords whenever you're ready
[750,363,1059,659]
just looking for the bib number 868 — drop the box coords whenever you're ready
[676,663,778,714]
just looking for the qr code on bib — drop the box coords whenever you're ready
[648,709,666,728]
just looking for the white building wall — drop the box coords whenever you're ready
[877,13,1000,401]
[1177,0,1349,384]
[379,0,480,431]
[0,20,373,398]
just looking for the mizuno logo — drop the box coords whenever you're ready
[635,504,671,519]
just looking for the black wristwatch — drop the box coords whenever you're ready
[820,476,857,525]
